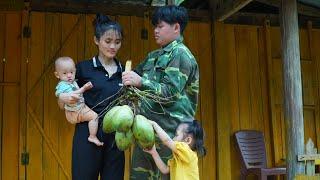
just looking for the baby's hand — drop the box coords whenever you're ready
[83,82,93,90]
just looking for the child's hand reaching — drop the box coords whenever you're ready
[143,145,157,155]
[148,120,157,127]
[83,81,93,91]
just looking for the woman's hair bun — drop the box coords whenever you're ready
[93,13,112,27]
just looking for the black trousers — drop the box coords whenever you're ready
[72,122,125,180]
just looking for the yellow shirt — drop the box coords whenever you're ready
[167,141,199,180]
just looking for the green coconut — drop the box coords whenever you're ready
[102,106,121,133]
[115,130,134,151]
[132,115,155,145]
[115,105,134,132]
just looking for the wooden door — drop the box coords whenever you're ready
[0,12,23,180]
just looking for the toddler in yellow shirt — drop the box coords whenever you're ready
[145,120,206,180]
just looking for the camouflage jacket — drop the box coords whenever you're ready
[136,36,199,137]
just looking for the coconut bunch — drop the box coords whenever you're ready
[102,105,155,151]
[97,61,174,117]
[99,61,173,151]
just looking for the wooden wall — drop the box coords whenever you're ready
[0,12,22,180]
[1,10,320,180]
[215,22,320,179]
[0,11,215,180]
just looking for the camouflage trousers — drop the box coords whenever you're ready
[130,143,172,180]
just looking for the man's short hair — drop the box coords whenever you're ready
[151,5,189,34]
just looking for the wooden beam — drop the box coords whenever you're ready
[256,0,320,17]
[224,12,320,28]
[279,0,305,179]
[299,0,320,9]
[216,0,253,21]
[30,2,211,21]
[0,0,24,11]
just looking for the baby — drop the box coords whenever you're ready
[54,56,103,146]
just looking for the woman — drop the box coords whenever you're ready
[58,14,124,180]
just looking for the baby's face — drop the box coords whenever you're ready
[55,61,76,83]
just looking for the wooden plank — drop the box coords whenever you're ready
[232,26,263,179]
[198,21,215,180]
[27,11,45,180]
[258,24,273,167]
[76,14,86,62]
[260,21,281,165]
[43,12,59,180]
[272,58,284,105]
[147,14,158,54]
[224,24,241,180]
[301,61,315,106]
[299,29,311,61]
[116,15,132,63]
[184,21,201,120]
[235,26,252,130]
[84,14,97,60]
[142,12,150,61]
[130,16,144,67]
[256,0,320,18]
[295,175,320,180]
[2,12,21,180]
[42,12,61,180]
[216,0,253,21]
[0,13,6,180]
[248,26,264,131]
[275,105,287,165]
[42,13,59,180]
[303,109,317,147]
[184,21,199,57]
[280,0,305,178]
[59,13,79,180]
[215,22,233,180]
[19,10,29,180]
[270,27,282,59]
[308,23,320,151]
[28,105,71,180]
[298,154,320,161]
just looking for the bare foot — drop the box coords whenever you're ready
[83,82,93,91]
[88,136,104,146]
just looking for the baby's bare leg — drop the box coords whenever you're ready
[79,105,104,146]
[65,111,79,124]
[87,118,104,146]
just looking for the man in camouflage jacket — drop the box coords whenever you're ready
[122,5,199,180]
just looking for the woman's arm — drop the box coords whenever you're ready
[149,120,176,151]
[144,145,170,174]
[58,93,81,108]
[57,99,65,110]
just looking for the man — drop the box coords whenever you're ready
[122,5,199,180]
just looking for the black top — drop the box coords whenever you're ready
[76,56,123,120]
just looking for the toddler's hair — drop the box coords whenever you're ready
[180,120,206,157]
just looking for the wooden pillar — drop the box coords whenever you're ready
[280,0,305,179]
